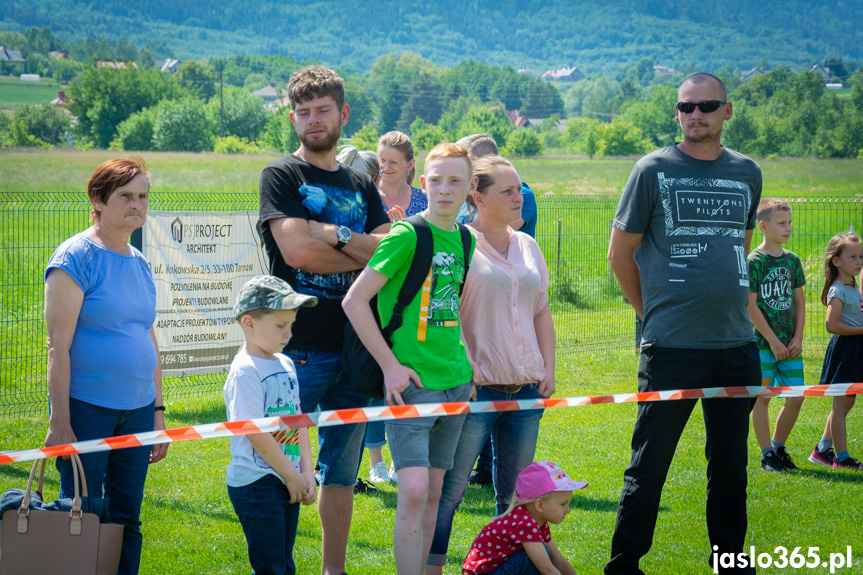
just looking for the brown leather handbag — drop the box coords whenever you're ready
[0,454,124,575]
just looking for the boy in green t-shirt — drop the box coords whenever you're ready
[343,142,476,574]
[747,198,807,472]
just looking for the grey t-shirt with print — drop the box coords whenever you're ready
[826,282,863,328]
[613,144,762,349]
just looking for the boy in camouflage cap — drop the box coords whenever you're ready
[224,275,317,574]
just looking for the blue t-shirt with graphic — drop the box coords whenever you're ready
[259,154,390,351]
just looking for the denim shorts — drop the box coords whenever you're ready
[386,381,471,470]
[284,348,372,487]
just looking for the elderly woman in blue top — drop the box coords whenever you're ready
[43,157,168,575]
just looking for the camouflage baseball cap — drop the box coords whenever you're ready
[234,275,317,318]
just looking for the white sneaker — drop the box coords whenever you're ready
[388,462,398,484]
[369,461,389,484]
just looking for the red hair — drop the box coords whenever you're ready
[87,157,149,222]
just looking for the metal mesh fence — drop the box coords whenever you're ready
[1,192,859,417]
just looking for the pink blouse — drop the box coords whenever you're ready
[460,227,550,386]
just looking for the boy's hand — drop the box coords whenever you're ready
[284,471,308,504]
[384,364,423,405]
[786,335,803,359]
[767,338,789,361]
[301,472,317,505]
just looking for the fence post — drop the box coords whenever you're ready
[556,218,562,279]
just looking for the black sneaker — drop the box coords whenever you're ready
[775,446,798,470]
[468,468,493,486]
[833,455,863,470]
[354,477,380,495]
[761,451,787,472]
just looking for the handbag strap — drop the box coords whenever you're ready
[17,453,87,535]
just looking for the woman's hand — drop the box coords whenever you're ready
[387,205,407,223]
[149,410,169,464]
[44,421,77,449]
[538,372,556,398]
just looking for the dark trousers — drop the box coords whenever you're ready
[228,474,301,575]
[605,344,759,575]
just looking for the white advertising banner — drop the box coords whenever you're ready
[142,211,266,376]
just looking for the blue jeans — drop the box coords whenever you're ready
[488,547,547,575]
[284,348,372,487]
[57,397,154,575]
[228,474,301,575]
[428,384,544,567]
[363,398,387,449]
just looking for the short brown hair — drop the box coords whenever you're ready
[87,157,149,222]
[287,66,345,109]
[756,197,791,223]
[424,142,472,179]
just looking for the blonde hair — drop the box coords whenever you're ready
[499,491,558,519]
[756,197,791,223]
[467,155,514,210]
[821,232,861,305]
[378,130,416,186]
[337,145,380,181]
[424,142,472,179]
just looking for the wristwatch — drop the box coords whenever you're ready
[335,225,352,250]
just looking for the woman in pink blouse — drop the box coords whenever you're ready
[427,155,556,573]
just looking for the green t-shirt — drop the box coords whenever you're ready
[747,247,806,349]
[368,218,475,390]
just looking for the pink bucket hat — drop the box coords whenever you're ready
[515,461,588,500]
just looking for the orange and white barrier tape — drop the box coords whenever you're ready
[2,382,861,465]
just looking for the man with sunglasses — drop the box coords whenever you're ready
[606,73,761,575]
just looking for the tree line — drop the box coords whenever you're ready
[1,29,861,159]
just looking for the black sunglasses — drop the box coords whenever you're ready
[676,100,727,114]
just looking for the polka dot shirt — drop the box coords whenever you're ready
[462,505,551,574]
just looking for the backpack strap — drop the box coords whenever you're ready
[380,216,474,340]
[380,215,433,341]
[456,222,473,296]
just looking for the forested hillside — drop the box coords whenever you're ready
[2,0,861,72]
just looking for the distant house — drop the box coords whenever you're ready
[97,59,137,70]
[48,51,69,60]
[740,67,766,82]
[809,65,831,82]
[541,66,584,82]
[156,58,180,74]
[517,67,541,78]
[505,109,528,128]
[653,64,679,76]
[252,83,283,102]
[50,90,71,105]
[0,46,26,72]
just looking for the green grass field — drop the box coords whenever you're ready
[0,75,67,112]
[0,151,862,573]
[0,352,860,574]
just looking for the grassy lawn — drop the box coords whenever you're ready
[0,349,861,574]
[0,75,67,112]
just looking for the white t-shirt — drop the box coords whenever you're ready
[224,351,302,488]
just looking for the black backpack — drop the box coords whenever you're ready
[341,214,473,399]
